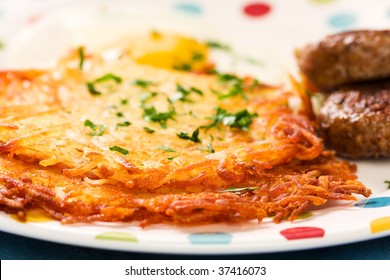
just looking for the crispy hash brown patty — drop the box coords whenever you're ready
[317,81,390,158]
[0,49,370,226]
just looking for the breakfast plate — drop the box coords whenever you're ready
[0,0,389,254]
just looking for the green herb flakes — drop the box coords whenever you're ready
[116,121,131,129]
[192,52,204,61]
[132,79,157,88]
[177,128,201,143]
[205,40,232,51]
[173,63,192,71]
[156,145,176,152]
[143,127,155,134]
[167,155,180,161]
[143,106,175,129]
[221,187,258,193]
[84,119,107,136]
[86,73,122,96]
[120,99,128,105]
[78,46,84,70]
[170,84,203,103]
[202,108,257,131]
[109,146,129,155]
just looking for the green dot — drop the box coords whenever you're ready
[295,211,313,220]
[96,232,138,242]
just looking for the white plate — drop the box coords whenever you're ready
[0,0,389,254]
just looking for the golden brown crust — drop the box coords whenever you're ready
[0,49,371,226]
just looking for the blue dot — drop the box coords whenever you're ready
[355,197,390,208]
[188,233,232,244]
[328,13,357,29]
[175,2,203,15]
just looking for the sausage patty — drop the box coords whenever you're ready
[297,30,390,91]
[317,80,390,158]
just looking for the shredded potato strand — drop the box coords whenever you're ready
[0,47,371,226]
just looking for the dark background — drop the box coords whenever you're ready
[1,231,389,260]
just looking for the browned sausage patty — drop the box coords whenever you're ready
[317,80,390,158]
[297,30,390,91]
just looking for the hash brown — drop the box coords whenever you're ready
[0,43,371,226]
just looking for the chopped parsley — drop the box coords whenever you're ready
[205,40,232,51]
[95,73,122,83]
[109,146,129,155]
[173,63,192,71]
[86,73,122,96]
[213,73,249,100]
[169,84,203,103]
[143,127,155,133]
[78,46,84,70]
[120,99,128,105]
[207,135,215,153]
[140,92,158,108]
[84,119,107,136]
[116,112,124,118]
[131,79,157,88]
[156,145,176,152]
[198,135,215,153]
[217,73,241,84]
[202,108,258,131]
[116,121,131,129]
[177,128,201,143]
[167,155,180,160]
[217,84,247,100]
[192,52,204,61]
[213,73,261,100]
[206,142,215,153]
[221,187,258,193]
[143,106,175,129]
[385,180,390,189]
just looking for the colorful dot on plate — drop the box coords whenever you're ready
[188,232,232,244]
[0,40,4,50]
[280,227,325,240]
[295,211,313,220]
[355,197,390,208]
[370,216,390,234]
[175,2,202,15]
[310,0,337,4]
[328,12,357,29]
[95,232,138,242]
[243,2,271,18]
[26,14,42,25]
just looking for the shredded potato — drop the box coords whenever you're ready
[0,38,371,226]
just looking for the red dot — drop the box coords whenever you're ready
[243,2,271,17]
[280,227,325,240]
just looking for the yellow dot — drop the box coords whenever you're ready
[370,216,390,234]
[11,209,52,223]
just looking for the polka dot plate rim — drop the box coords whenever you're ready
[0,0,389,254]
